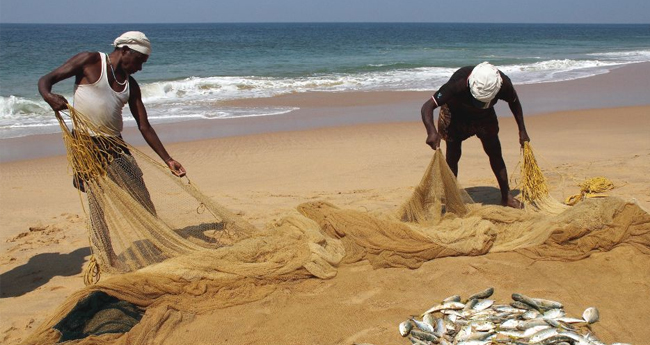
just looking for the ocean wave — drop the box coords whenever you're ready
[2,53,648,139]
[137,57,639,104]
[0,95,53,118]
[500,59,625,84]
[587,49,650,61]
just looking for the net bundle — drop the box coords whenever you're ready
[565,176,615,205]
[398,149,474,224]
[518,142,569,214]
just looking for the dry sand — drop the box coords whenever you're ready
[1,63,650,344]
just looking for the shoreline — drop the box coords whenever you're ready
[1,61,649,163]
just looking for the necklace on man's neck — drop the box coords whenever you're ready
[106,54,128,86]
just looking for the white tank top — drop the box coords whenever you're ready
[73,52,130,136]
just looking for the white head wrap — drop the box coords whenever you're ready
[113,31,151,56]
[468,62,502,102]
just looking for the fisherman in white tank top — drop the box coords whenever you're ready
[38,32,186,269]
[38,31,186,177]
[72,51,130,137]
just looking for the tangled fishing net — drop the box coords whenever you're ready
[54,104,258,283]
[24,109,650,344]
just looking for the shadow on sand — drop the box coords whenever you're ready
[0,247,90,298]
[465,186,521,206]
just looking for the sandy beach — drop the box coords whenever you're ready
[1,62,649,344]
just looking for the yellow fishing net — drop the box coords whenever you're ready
[55,105,258,282]
[565,176,615,205]
[398,149,473,224]
[23,111,650,344]
[517,142,569,214]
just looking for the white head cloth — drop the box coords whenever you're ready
[468,62,503,102]
[113,31,151,56]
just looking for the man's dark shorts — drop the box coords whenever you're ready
[438,105,499,142]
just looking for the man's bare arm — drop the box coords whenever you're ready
[128,77,186,177]
[421,98,440,149]
[508,97,530,146]
[38,52,99,111]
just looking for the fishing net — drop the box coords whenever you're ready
[565,176,615,205]
[517,142,569,214]
[24,110,650,344]
[398,149,474,224]
[55,105,258,283]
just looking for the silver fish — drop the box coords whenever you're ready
[455,325,473,341]
[542,308,565,319]
[443,317,456,334]
[443,294,462,303]
[410,330,439,343]
[422,313,436,328]
[496,329,526,339]
[584,333,607,345]
[434,317,445,338]
[463,298,479,311]
[469,320,495,332]
[544,318,561,328]
[486,315,508,323]
[510,301,536,311]
[523,325,552,337]
[518,319,548,330]
[399,320,413,337]
[442,309,464,319]
[558,330,592,345]
[582,307,599,324]
[408,335,428,345]
[534,335,575,345]
[446,313,458,323]
[421,301,465,316]
[512,293,542,312]
[472,299,494,312]
[411,318,435,333]
[522,309,542,320]
[467,287,494,301]
[532,297,564,310]
[494,305,527,314]
[456,341,492,345]
[528,327,560,343]
[499,319,524,330]
[469,309,497,319]
[467,331,495,341]
[555,317,586,324]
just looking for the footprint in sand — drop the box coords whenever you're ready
[346,288,381,305]
[339,326,386,345]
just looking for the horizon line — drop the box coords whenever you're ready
[1,21,649,25]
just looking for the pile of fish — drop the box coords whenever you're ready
[398,288,631,345]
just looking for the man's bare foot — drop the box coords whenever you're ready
[502,194,524,209]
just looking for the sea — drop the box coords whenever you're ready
[1,23,649,139]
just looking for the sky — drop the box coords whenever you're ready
[1,0,649,24]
